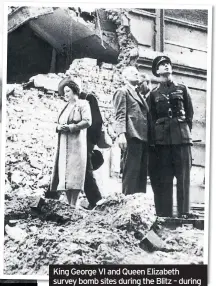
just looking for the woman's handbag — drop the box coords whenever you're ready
[97,126,112,149]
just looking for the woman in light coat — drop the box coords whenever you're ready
[50,78,92,206]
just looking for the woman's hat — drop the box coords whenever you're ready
[91,150,104,171]
[58,77,80,96]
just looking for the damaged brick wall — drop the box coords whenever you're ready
[107,9,138,69]
[106,8,139,86]
[65,58,116,139]
[64,8,141,138]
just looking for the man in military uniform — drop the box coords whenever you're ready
[148,55,194,217]
[79,91,103,209]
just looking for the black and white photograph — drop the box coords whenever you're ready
[0,4,212,278]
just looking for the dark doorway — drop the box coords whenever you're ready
[7,24,53,83]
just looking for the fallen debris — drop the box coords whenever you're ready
[4,67,204,276]
[5,225,27,243]
[4,192,204,275]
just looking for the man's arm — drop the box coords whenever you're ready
[183,86,194,131]
[147,91,157,146]
[147,90,158,123]
[113,88,127,136]
[113,88,127,150]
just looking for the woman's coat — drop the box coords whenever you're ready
[50,99,92,191]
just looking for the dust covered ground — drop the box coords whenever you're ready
[4,193,204,276]
[3,84,204,276]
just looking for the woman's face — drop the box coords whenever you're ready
[64,86,75,102]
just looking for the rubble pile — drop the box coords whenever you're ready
[5,60,116,196]
[158,226,204,259]
[5,84,64,198]
[4,192,204,275]
[66,58,115,103]
[4,59,204,276]
[65,58,117,138]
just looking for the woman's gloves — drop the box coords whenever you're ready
[57,124,69,132]
[56,124,79,133]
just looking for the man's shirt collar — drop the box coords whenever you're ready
[127,81,138,91]
[160,79,178,88]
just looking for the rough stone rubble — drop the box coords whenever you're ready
[4,8,205,274]
[4,192,203,275]
[4,57,204,275]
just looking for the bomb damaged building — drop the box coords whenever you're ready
[3,7,210,274]
[7,7,208,206]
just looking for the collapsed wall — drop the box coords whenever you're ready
[5,7,142,193]
[106,9,139,69]
[4,8,205,275]
[4,55,205,275]
[5,54,125,201]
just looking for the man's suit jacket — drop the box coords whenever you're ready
[113,84,148,142]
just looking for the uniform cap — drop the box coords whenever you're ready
[152,56,172,77]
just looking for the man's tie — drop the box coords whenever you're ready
[135,87,149,112]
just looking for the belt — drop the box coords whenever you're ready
[158,109,185,119]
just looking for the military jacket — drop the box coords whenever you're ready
[148,80,194,145]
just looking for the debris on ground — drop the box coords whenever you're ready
[4,76,204,276]
[4,192,204,275]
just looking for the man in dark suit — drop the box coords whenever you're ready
[113,66,149,195]
[148,55,194,217]
[79,91,103,209]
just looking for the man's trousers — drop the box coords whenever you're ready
[84,142,102,208]
[149,144,192,217]
[122,138,148,195]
